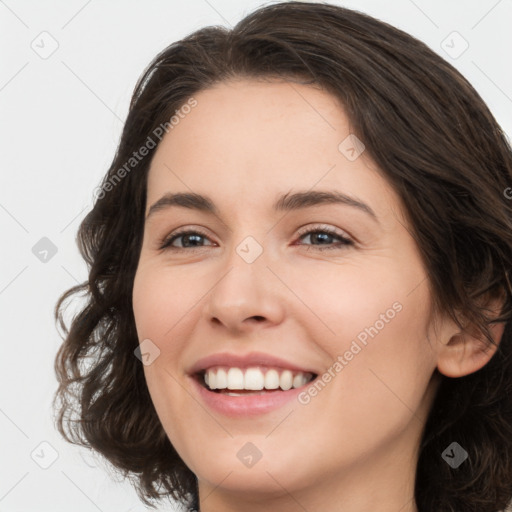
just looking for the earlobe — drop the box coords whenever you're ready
[436,298,507,378]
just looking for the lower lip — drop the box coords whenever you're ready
[190,376,308,417]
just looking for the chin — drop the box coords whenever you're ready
[185,437,317,495]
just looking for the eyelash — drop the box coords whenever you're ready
[158,225,354,252]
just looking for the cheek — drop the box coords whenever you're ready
[281,258,412,351]
[293,260,436,419]
[132,263,204,348]
[132,265,200,448]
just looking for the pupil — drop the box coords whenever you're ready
[185,234,202,246]
[314,233,331,244]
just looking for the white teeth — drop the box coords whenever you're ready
[203,367,313,392]
[244,368,264,390]
[293,373,307,388]
[216,368,227,389]
[264,369,280,389]
[227,368,244,389]
[280,370,293,391]
[208,370,216,389]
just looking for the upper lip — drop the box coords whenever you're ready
[188,351,318,375]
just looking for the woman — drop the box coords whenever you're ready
[53,2,512,511]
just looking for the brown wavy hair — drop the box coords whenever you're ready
[53,2,512,510]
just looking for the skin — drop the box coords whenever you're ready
[132,79,504,512]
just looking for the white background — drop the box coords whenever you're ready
[1,1,511,511]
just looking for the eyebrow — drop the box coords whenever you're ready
[146,190,378,223]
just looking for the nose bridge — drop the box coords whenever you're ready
[204,232,285,329]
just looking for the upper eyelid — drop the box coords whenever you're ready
[167,224,349,239]
[296,223,350,238]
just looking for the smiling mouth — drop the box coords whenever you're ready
[195,366,318,395]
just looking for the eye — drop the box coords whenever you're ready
[158,228,214,250]
[158,224,354,252]
[295,225,354,251]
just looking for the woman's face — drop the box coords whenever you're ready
[132,79,449,504]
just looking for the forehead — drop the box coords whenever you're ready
[145,79,403,222]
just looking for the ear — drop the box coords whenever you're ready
[436,292,507,378]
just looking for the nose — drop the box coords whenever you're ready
[204,248,286,334]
